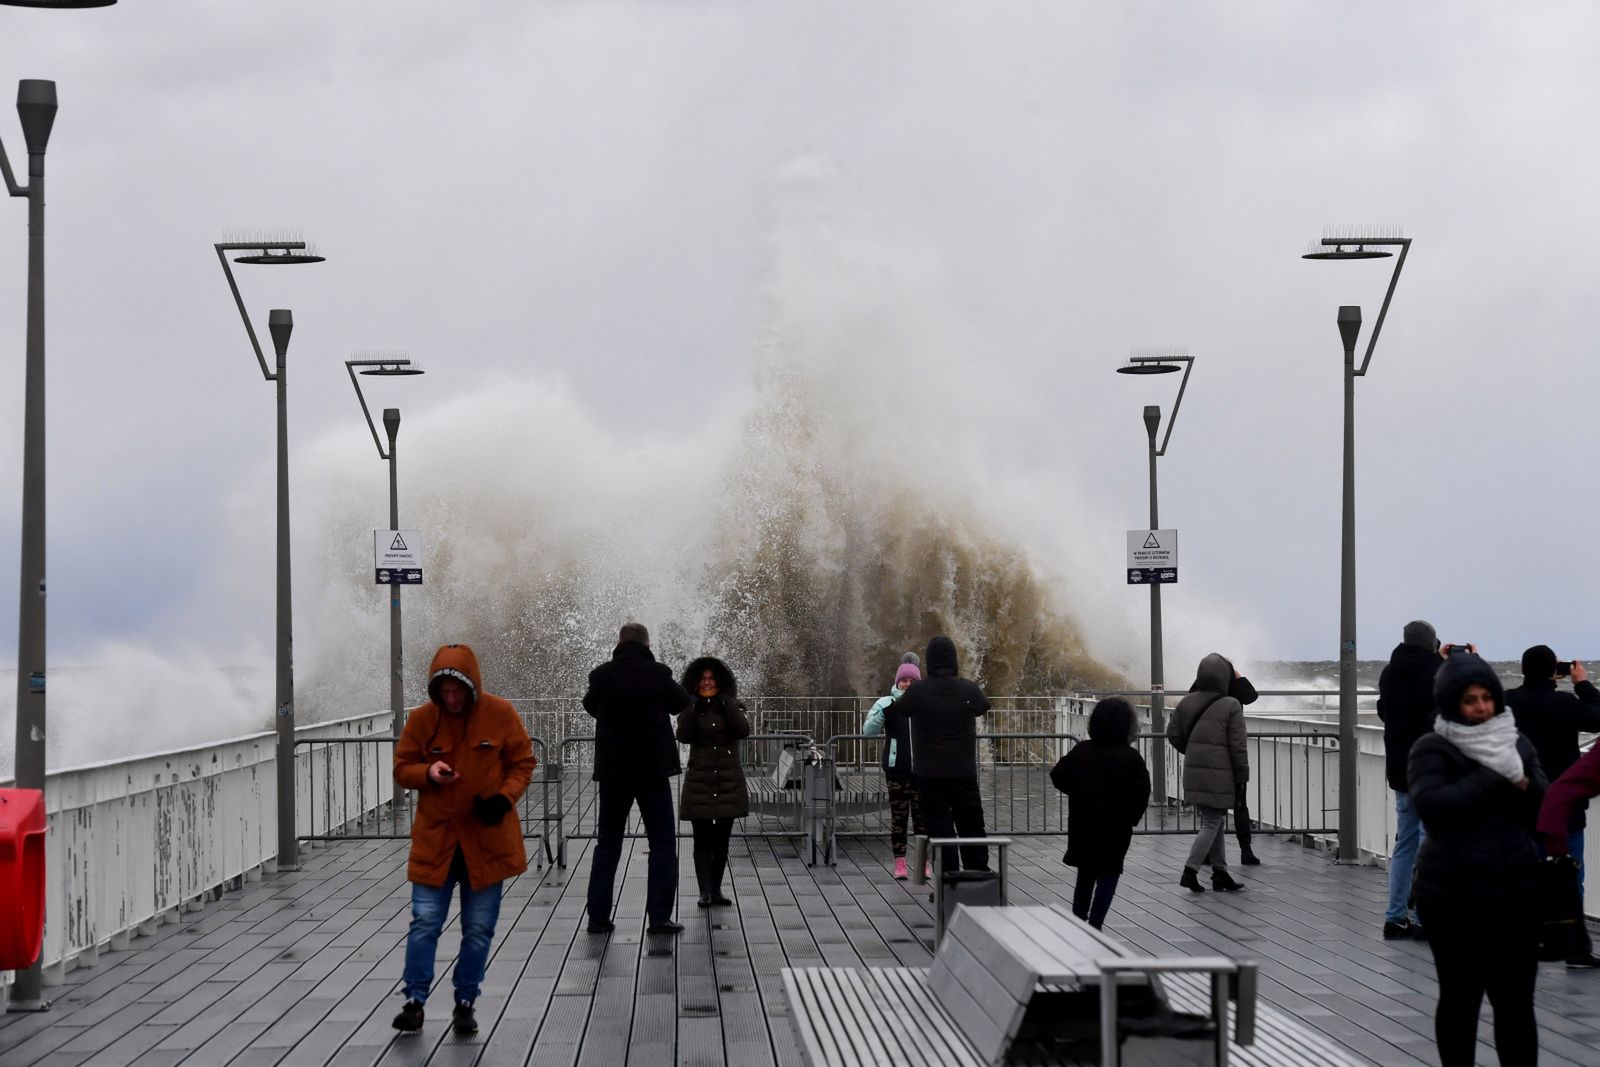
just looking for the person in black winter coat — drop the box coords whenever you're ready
[581,623,693,935]
[1050,698,1151,929]
[899,635,992,873]
[1409,652,1547,1067]
[1375,619,1445,939]
[1505,643,1600,968]
[676,657,751,909]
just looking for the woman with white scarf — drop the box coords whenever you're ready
[1409,650,1548,1067]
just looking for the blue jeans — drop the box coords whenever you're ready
[1386,790,1424,924]
[401,865,504,1005]
[1570,828,1585,897]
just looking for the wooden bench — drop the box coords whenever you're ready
[783,903,1371,1066]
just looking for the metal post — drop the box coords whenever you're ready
[7,78,56,1013]
[269,310,298,870]
[384,409,403,739]
[1144,405,1166,806]
[1337,306,1361,862]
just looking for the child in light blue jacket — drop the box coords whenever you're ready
[863,661,923,878]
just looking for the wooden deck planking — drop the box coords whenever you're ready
[5,808,1600,1064]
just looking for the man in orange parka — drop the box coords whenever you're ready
[391,644,536,1035]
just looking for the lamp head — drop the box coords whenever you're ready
[1337,306,1362,353]
[382,407,400,444]
[16,80,57,155]
[1116,362,1180,375]
[359,363,424,377]
[268,309,293,359]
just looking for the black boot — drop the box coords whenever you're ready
[1212,870,1245,892]
[1180,867,1206,893]
[1239,845,1261,866]
[708,848,732,906]
[694,849,713,907]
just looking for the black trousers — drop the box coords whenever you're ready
[917,775,988,872]
[691,817,735,895]
[1417,894,1539,1067]
[1234,803,1253,853]
[586,778,677,926]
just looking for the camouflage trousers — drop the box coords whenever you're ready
[887,776,926,857]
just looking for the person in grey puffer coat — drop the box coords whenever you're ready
[1166,653,1248,892]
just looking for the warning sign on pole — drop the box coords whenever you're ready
[375,530,424,585]
[1126,529,1177,585]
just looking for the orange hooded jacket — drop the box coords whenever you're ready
[395,644,536,888]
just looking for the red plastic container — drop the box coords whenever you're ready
[0,789,47,970]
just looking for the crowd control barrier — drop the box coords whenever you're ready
[0,789,47,970]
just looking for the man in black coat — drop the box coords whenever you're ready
[899,635,991,873]
[581,623,693,935]
[1505,643,1600,968]
[1376,619,1443,940]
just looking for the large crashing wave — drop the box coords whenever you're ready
[294,160,1121,712]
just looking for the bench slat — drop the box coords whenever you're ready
[781,968,845,1067]
[926,935,1025,1065]
[871,969,985,1067]
[1161,971,1369,1067]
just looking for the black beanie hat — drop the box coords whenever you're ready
[1403,620,1438,651]
[1434,652,1505,723]
[1521,645,1558,680]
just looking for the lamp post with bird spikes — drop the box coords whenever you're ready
[214,231,325,872]
[345,354,425,741]
[1303,225,1412,863]
[1115,349,1195,808]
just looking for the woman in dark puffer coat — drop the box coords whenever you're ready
[1409,651,1546,1067]
[677,657,751,908]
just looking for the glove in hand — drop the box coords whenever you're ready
[472,793,514,826]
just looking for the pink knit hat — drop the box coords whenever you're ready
[894,662,921,686]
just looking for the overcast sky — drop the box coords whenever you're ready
[3,0,1599,707]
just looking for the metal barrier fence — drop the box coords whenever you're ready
[819,728,1339,859]
[552,733,814,868]
[293,736,556,867]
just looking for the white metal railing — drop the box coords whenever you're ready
[0,711,390,997]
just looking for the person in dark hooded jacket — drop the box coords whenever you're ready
[1050,698,1150,928]
[898,635,992,872]
[1166,653,1247,892]
[1409,652,1546,1067]
[676,656,751,908]
[1375,619,1444,939]
[582,623,694,935]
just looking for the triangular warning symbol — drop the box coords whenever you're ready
[1142,532,1161,549]
[390,533,408,551]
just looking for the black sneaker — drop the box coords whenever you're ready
[1566,953,1600,969]
[1409,923,1428,942]
[586,919,615,934]
[392,1000,425,1032]
[452,1001,478,1035]
[647,920,685,935]
[1382,920,1415,940]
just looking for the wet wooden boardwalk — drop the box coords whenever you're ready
[4,826,1599,1066]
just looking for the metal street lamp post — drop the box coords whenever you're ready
[215,234,325,872]
[1115,349,1195,807]
[1303,228,1413,862]
[0,76,61,1015]
[345,355,425,739]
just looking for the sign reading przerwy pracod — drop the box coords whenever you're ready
[1126,529,1177,585]
[375,530,424,584]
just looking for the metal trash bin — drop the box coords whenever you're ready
[913,835,1013,944]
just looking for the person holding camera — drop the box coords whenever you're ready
[392,644,537,1035]
[583,623,694,935]
[1505,643,1600,968]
